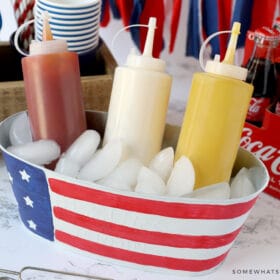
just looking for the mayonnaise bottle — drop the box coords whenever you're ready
[103,18,172,165]
[175,22,253,189]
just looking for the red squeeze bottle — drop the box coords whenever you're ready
[22,16,86,153]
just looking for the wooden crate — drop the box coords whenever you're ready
[241,109,280,199]
[0,40,117,121]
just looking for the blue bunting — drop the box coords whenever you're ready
[202,0,220,56]
[186,0,202,58]
[129,0,146,51]
[231,0,254,48]
[109,0,121,19]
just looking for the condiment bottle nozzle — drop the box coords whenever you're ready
[204,21,248,81]
[222,22,241,64]
[42,11,53,41]
[125,17,165,71]
[143,17,157,57]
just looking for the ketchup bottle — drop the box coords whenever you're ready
[244,27,278,126]
[21,15,87,153]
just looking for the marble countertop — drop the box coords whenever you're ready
[0,156,280,280]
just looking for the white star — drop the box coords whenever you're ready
[8,172,13,184]
[19,169,31,182]
[23,196,34,208]
[27,220,37,230]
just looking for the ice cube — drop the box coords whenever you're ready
[64,130,100,166]
[149,147,174,182]
[247,166,265,191]
[135,167,166,195]
[185,182,230,200]
[230,167,256,198]
[9,112,32,146]
[166,156,195,196]
[7,139,60,165]
[77,140,124,181]
[55,154,80,177]
[97,158,143,191]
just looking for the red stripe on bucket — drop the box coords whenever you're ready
[55,230,230,272]
[49,178,257,220]
[54,207,241,249]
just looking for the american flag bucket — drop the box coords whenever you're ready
[0,111,269,276]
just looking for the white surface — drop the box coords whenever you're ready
[0,158,280,280]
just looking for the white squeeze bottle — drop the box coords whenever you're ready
[103,17,172,164]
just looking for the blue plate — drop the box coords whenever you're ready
[37,0,100,11]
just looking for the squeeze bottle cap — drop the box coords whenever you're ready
[29,39,68,56]
[204,22,248,81]
[29,12,67,56]
[14,11,67,56]
[125,17,166,72]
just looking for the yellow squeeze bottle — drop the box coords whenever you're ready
[175,22,253,189]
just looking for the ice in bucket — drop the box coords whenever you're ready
[5,112,259,199]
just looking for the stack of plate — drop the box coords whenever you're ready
[34,0,101,54]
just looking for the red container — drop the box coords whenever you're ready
[241,109,280,199]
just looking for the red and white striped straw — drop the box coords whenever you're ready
[12,0,35,49]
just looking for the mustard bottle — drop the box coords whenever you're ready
[175,22,253,189]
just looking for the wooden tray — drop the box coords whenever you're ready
[0,40,117,121]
